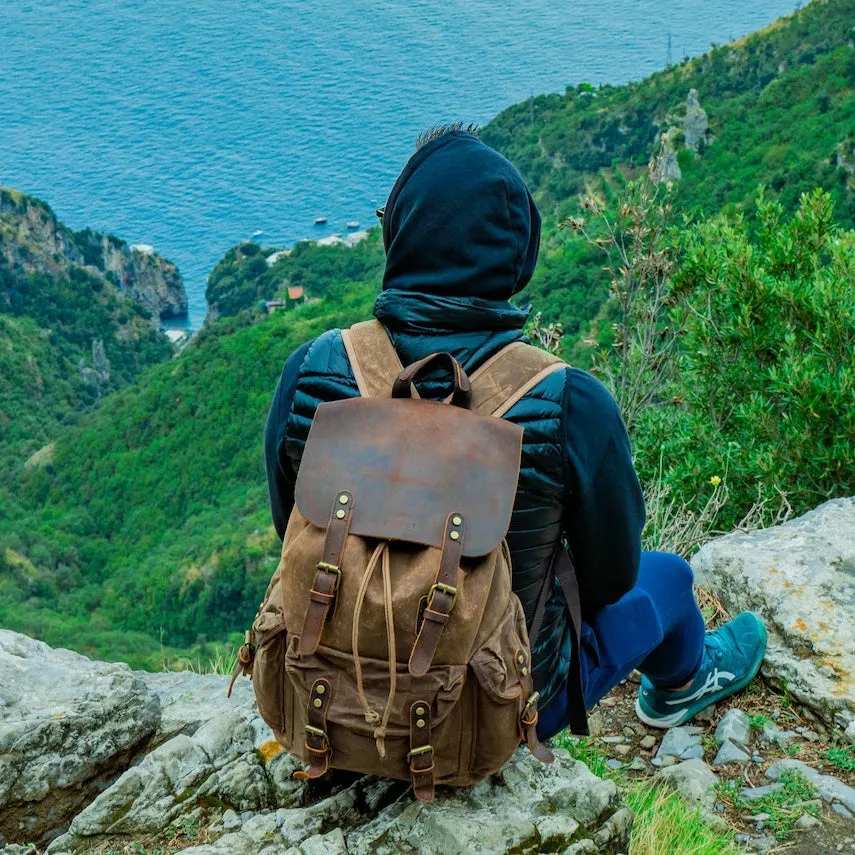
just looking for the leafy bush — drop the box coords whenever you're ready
[635,189,855,528]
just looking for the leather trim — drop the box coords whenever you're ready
[295,397,522,557]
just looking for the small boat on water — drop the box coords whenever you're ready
[346,221,360,229]
[314,216,327,225]
[252,229,264,238]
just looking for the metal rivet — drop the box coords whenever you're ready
[415,706,425,716]
[521,666,528,676]
[336,509,346,519]
[313,698,323,708]
[518,654,526,665]
[449,530,460,541]
[416,719,426,728]
[316,685,325,695]
[452,515,462,526]
[339,494,349,505]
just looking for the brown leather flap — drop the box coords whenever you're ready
[295,397,523,557]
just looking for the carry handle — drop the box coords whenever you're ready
[392,352,472,409]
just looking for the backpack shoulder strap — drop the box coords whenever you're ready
[341,320,408,399]
[461,341,568,417]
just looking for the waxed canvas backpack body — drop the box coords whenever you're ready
[231,321,581,801]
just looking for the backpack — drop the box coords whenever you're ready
[230,320,587,801]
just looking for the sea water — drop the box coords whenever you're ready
[0,0,797,328]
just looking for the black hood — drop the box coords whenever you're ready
[380,130,541,301]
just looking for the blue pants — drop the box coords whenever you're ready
[538,551,706,739]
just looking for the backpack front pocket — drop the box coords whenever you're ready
[467,595,530,781]
[252,612,290,740]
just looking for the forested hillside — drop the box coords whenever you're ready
[1,0,854,668]
[204,0,855,354]
[0,188,185,469]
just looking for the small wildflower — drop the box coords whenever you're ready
[709,475,722,487]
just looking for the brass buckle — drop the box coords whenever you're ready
[522,692,540,715]
[407,744,433,761]
[305,724,329,745]
[316,562,342,591]
[428,582,457,611]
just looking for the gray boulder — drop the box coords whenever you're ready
[693,498,855,732]
[0,630,160,844]
[137,669,257,743]
[765,759,855,813]
[656,758,722,824]
[170,749,630,855]
[60,709,304,843]
[684,89,713,151]
[715,709,751,748]
[656,726,704,762]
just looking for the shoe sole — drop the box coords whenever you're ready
[634,613,768,730]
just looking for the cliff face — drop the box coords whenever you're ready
[0,187,187,324]
[0,187,184,462]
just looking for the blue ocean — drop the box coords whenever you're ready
[1,0,796,328]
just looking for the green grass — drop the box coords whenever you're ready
[717,770,820,840]
[555,734,735,854]
[825,745,855,773]
[626,785,735,855]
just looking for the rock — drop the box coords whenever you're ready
[657,726,704,761]
[759,722,796,745]
[684,89,713,151]
[0,630,161,844]
[803,730,821,742]
[741,784,785,801]
[795,813,823,829]
[766,759,855,812]
[614,744,632,756]
[655,758,720,819]
[64,707,305,842]
[845,720,855,745]
[653,129,682,183]
[600,735,626,744]
[345,750,627,854]
[640,735,658,750]
[715,709,751,748]
[221,809,242,831]
[694,704,718,724]
[831,803,854,820]
[713,741,751,766]
[692,498,855,731]
[137,669,256,743]
[628,757,649,772]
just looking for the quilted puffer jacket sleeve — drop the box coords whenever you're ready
[264,339,312,538]
[561,368,646,613]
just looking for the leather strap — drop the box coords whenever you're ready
[227,630,255,698]
[293,678,332,780]
[341,320,413,399]
[529,547,589,736]
[408,700,435,802]
[514,647,555,763]
[443,340,566,417]
[299,491,353,655]
[393,352,472,409]
[408,513,464,676]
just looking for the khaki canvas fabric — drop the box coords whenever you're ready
[237,321,566,800]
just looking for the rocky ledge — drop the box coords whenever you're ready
[0,632,631,855]
[693,497,855,732]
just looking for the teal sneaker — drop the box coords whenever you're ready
[635,611,768,729]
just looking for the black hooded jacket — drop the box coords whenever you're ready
[264,131,645,720]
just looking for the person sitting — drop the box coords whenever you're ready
[264,124,767,738]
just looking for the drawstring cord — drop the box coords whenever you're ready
[352,541,398,759]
